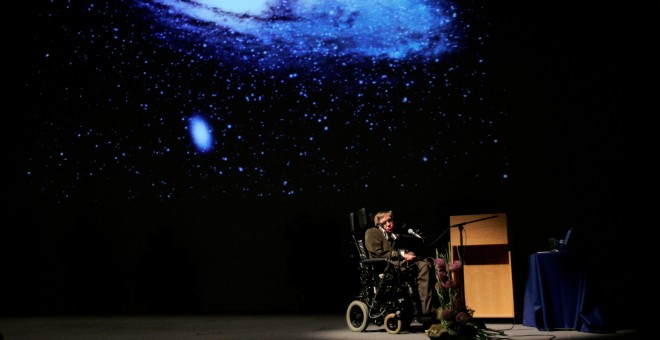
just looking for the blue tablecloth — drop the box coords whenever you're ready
[522,252,606,333]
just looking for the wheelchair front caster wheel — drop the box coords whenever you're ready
[384,313,403,334]
[346,300,369,332]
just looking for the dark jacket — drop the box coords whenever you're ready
[364,226,416,260]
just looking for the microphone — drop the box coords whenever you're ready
[408,228,423,239]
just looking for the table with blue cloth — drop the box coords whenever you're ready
[522,251,606,333]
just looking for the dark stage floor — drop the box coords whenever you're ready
[0,315,647,339]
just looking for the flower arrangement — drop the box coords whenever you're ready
[425,249,488,339]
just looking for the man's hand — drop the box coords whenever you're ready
[403,253,416,261]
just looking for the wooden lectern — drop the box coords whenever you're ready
[449,213,514,318]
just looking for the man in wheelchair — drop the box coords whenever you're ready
[366,211,436,323]
[346,209,437,333]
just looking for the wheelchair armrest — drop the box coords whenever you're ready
[361,258,389,265]
[361,258,400,267]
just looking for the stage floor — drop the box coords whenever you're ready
[0,314,646,339]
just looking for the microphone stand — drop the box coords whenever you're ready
[436,215,499,304]
[452,215,499,267]
[450,215,499,229]
[428,215,499,252]
[428,226,451,248]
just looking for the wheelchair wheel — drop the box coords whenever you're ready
[384,313,403,334]
[346,300,369,332]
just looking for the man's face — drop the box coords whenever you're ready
[379,214,395,233]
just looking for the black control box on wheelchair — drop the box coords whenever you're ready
[345,209,418,334]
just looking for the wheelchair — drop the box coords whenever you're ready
[345,208,419,334]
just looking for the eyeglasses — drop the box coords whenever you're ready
[379,218,393,226]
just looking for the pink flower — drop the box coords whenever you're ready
[440,308,454,321]
[448,260,462,272]
[438,271,449,282]
[435,258,445,268]
[440,280,458,290]
[455,312,470,324]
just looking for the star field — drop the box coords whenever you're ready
[23,0,508,204]
[7,0,656,318]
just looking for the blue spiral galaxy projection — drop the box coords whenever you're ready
[24,0,507,204]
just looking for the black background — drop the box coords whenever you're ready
[3,1,658,329]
